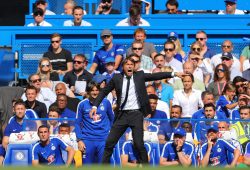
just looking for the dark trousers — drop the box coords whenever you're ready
[102,110,148,164]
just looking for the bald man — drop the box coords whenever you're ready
[173,61,205,91]
[51,83,80,112]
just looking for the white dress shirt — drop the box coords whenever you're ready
[165,58,183,72]
[173,89,203,118]
[121,75,140,110]
[27,21,52,27]
[116,17,150,26]
[63,20,92,26]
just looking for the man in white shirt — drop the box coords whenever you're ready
[33,0,55,15]
[163,41,183,72]
[218,0,244,15]
[64,6,92,26]
[116,5,150,26]
[211,40,241,70]
[173,74,203,118]
[27,8,52,27]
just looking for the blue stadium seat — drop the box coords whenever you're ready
[110,143,121,166]
[3,144,33,166]
[146,142,160,166]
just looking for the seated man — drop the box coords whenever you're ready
[116,5,150,26]
[218,0,244,14]
[121,140,151,167]
[160,128,194,167]
[95,0,120,15]
[33,0,55,15]
[64,6,92,26]
[27,8,52,27]
[32,125,75,166]
[200,126,240,167]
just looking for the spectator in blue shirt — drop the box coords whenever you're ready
[244,141,250,166]
[160,128,194,167]
[75,81,114,164]
[200,126,240,167]
[102,57,120,83]
[90,29,125,74]
[32,125,75,166]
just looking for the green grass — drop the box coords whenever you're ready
[1,165,249,170]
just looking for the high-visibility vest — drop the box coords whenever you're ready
[230,122,249,144]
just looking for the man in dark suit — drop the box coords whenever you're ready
[89,55,183,165]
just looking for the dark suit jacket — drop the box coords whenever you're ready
[93,71,173,117]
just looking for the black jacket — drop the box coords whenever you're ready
[93,71,173,117]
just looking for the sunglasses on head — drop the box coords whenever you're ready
[168,37,177,41]
[164,48,174,52]
[51,40,60,44]
[31,78,41,83]
[73,60,84,64]
[192,48,201,52]
[216,68,225,73]
[132,47,143,51]
[235,84,244,88]
[222,45,231,48]
[133,59,140,63]
[196,38,206,41]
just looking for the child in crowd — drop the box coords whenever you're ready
[102,57,120,83]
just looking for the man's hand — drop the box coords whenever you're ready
[207,137,213,149]
[176,139,184,152]
[175,72,188,79]
[77,140,86,152]
[89,107,97,118]
[95,3,104,14]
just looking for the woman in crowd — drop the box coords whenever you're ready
[37,57,60,81]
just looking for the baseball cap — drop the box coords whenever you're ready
[101,29,112,37]
[168,32,178,41]
[173,128,186,137]
[221,52,233,60]
[92,74,106,84]
[104,57,115,64]
[225,0,237,4]
[207,125,218,133]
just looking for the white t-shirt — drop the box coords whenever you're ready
[63,20,92,26]
[218,9,245,15]
[27,20,52,27]
[116,17,150,26]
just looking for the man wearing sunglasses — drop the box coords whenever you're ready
[33,0,55,15]
[90,29,125,74]
[27,8,52,27]
[63,54,93,95]
[95,0,120,15]
[43,33,73,75]
[218,0,244,15]
[221,52,242,81]
[211,40,240,71]
[195,31,215,59]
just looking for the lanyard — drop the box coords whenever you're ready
[217,82,226,95]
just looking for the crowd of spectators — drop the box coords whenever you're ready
[0,0,250,168]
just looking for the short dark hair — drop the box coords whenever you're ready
[201,91,213,100]
[164,41,176,50]
[172,105,182,113]
[148,94,159,100]
[154,53,166,60]
[49,105,61,115]
[204,103,216,111]
[239,105,250,113]
[38,125,49,132]
[59,123,70,130]
[166,0,179,8]
[86,81,100,93]
[74,54,87,62]
[28,73,40,83]
[73,6,83,13]
[122,56,136,66]
[233,76,247,85]
[182,74,194,83]
[129,5,141,17]
[25,85,38,93]
[14,99,26,108]
[128,53,140,61]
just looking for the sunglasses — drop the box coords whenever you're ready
[102,35,111,39]
[102,0,112,3]
[133,60,140,63]
[216,68,225,73]
[222,45,231,48]
[221,57,231,61]
[192,48,201,52]
[51,40,60,44]
[235,84,244,88]
[31,78,41,83]
[34,12,44,16]
[196,38,206,41]
[164,48,174,52]
[132,47,143,51]
[168,37,177,41]
[191,58,199,61]
[73,60,84,64]
[41,64,50,68]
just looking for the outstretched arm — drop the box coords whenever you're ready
[144,72,185,82]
